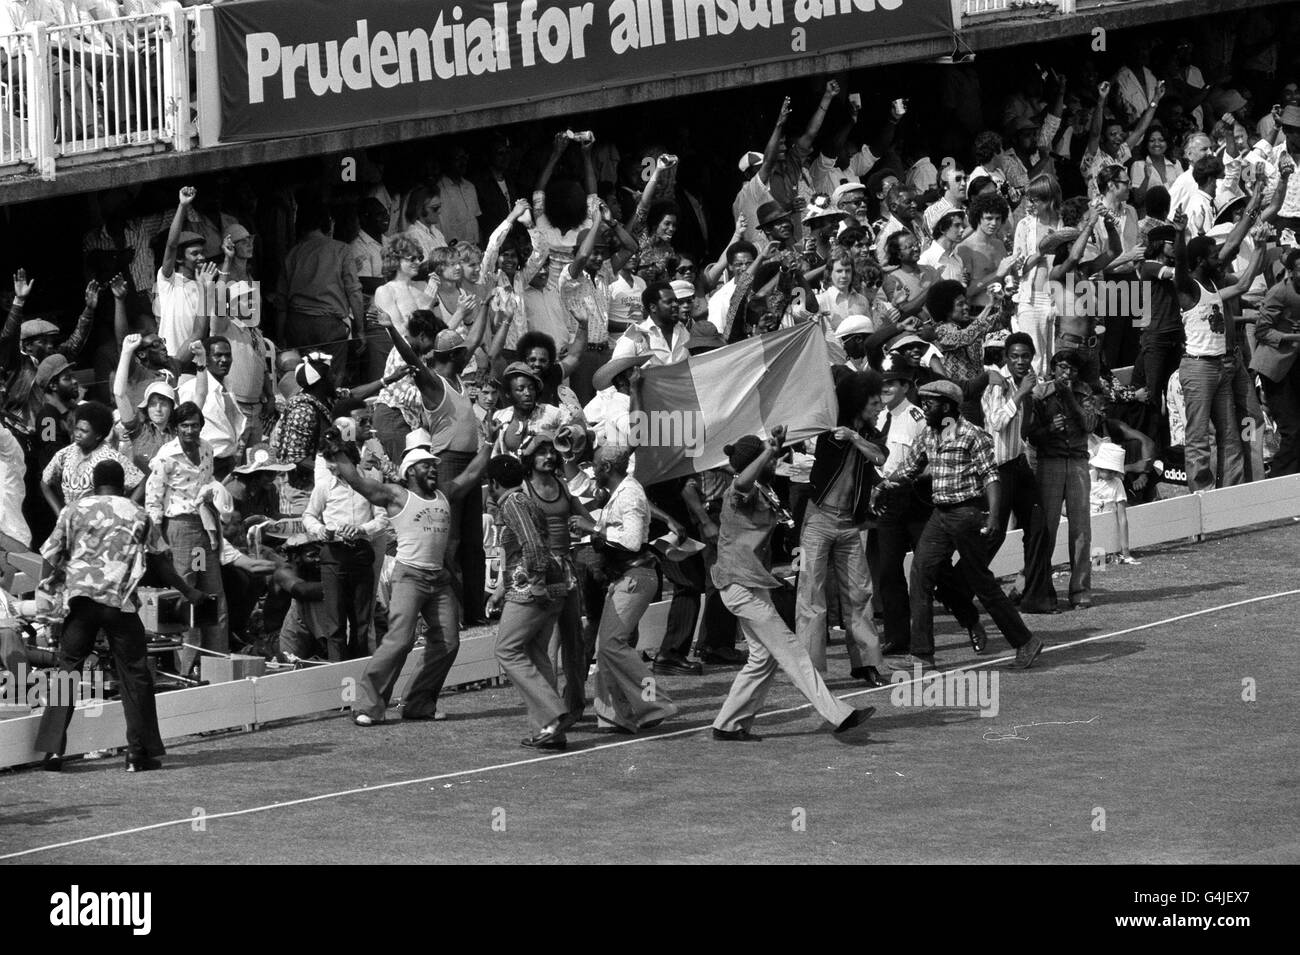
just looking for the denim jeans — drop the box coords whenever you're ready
[355,562,459,720]
[1179,355,1245,492]
[1036,456,1092,606]
[795,500,882,673]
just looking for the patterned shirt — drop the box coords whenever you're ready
[272,393,332,467]
[43,443,145,507]
[41,494,168,612]
[496,489,569,603]
[934,310,997,383]
[891,417,1000,505]
[145,438,216,523]
[1081,143,1132,201]
[377,345,429,431]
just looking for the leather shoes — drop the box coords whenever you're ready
[850,666,890,688]
[699,646,747,665]
[712,727,763,742]
[42,754,64,772]
[556,710,583,733]
[968,623,988,654]
[653,655,703,675]
[521,729,567,750]
[834,706,876,735]
[125,756,162,773]
[1070,597,1093,610]
[1019,601,1061,615]
[1009,634,1044,670]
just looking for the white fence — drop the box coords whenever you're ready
[964,0,1076,15]
[2,474,1299,769]
[0,1,192,181]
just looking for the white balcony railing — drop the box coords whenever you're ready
[0,1,194,180]
[964,0,1077,16]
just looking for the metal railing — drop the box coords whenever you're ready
[0,1,195,180]
[963,0,1077,15]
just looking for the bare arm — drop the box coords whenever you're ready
[796,80,840,154]
[1124,82,1165,152]
[386,323,445,408]
[160,187,195,281]
[535,133,568,195]
[327,448,403,510]
[758,98,792,187]
[113,334,143,427]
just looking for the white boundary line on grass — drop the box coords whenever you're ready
[4,588,1298,861]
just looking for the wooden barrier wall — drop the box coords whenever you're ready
[2,475,1298,768]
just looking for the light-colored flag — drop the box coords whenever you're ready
[633,323,837,485]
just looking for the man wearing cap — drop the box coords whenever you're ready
[1253,249,1300,476]
[157,186,207,361]
[323,416,494,725]
[0,270,96,429]
[303,421,389,660]
[832,182,873,236]
[883,379,1043,667]
[832,315,877,375]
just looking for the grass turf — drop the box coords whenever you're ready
[2,521,1297,864]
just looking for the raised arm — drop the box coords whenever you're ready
[535,132,569,196]
[1124,81,1165,152]
[114,333,144,427]
[797,80,841,154]
[1085,82,1110,157]
[324,441,403,510]
[57,281,100,361]
[160,186,196,281]
[758,97,792,187]
[386,323,445,409]
[735,426,785,494]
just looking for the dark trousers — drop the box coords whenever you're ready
[438,450,487,623]
[695,538,738,652]
[553,586,588,715]
[910,505,1032,657]
[974,455,1053,608]
[658,552,705,659]
[1263,366,1300,477]
[321,540,377,661]
[35,596,164,761]
[285,312,350,378]
[871,509,979,651]
[571,346,608,406]
[373,403,410,468]
[1036,455,1092,606]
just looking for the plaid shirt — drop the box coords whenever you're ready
[892,417,999,505]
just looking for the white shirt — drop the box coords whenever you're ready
[919,241,967,283]
[437,175,482,246]
[303,471,389,540]
[597,476,649,551]
[608,272,647,330]
[610,316,689,368]
[178,371,247,459]
[876,399,928,478]
[1182,188,1216,239]
[707,277,738,333]
[404,221,448,262]
[156,268,201,360]
[733,175,775,244]
[0,425,30,546]
[350,230,385,279]
[1183,280,1227,357]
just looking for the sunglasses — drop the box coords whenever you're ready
[675,265,695,275]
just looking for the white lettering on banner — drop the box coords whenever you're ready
[241,0,910,102]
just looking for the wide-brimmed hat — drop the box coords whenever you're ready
[592,352,653,392]
[400,447,440,479]
[234,444,294,475]
[1039,227,1082,256]
[802,195,848,226]
[650,532,706,562]
[756,200,792,228]
[404,428,433,453]
[836,315,876,339]
[1090,441,1126,473]
[519,429,558,458]
[136,380,178,409]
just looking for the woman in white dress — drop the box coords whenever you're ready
[1130,126,1183,212]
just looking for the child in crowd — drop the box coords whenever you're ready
[1089,441,1140,565]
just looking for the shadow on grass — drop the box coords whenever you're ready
[0,800,109,829]
[165,742,337,768]
[1089,580,1245,605]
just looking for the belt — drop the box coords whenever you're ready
[934,497,984,511]
[1186,352,1232,360]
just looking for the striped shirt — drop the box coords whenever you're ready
[892,417,999,505]
[980,366,1028,465]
